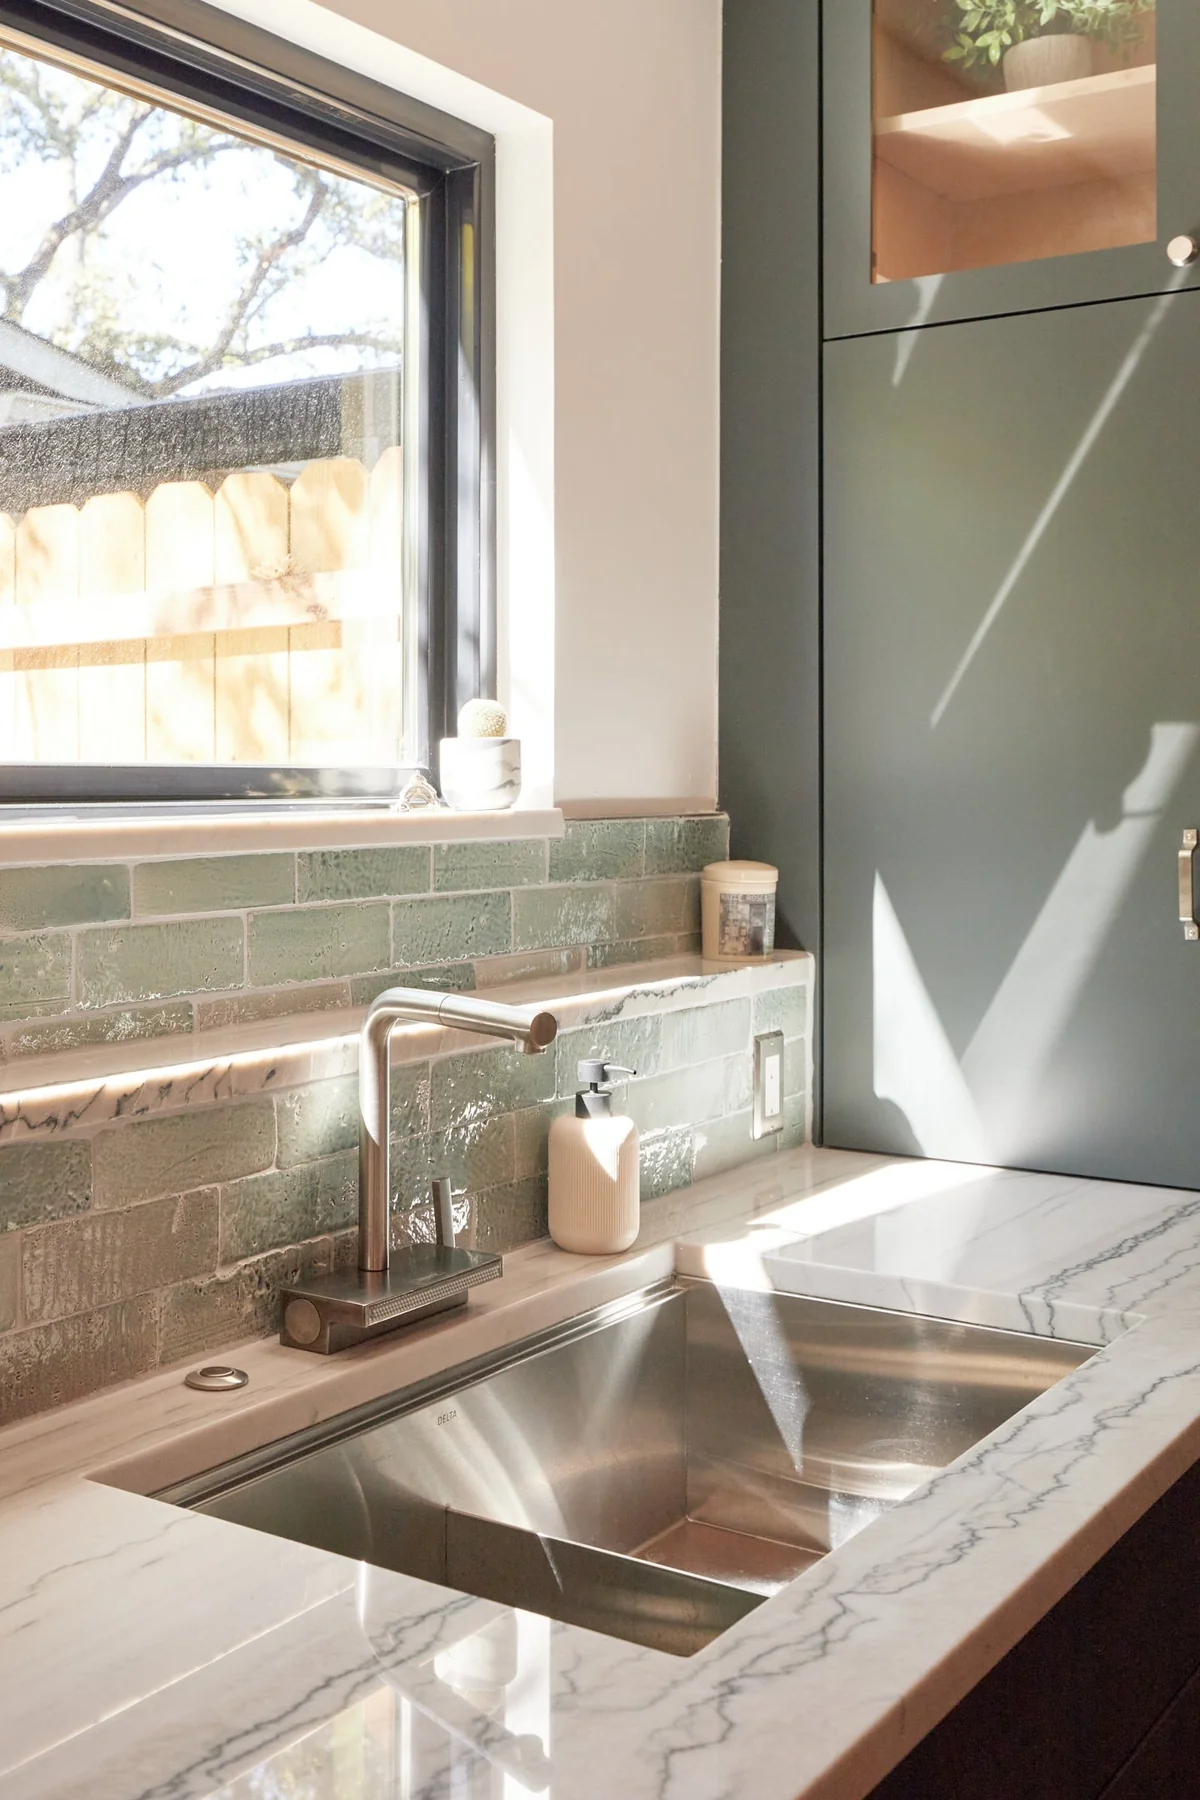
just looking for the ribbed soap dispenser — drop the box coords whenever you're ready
[548,1059,639,1253]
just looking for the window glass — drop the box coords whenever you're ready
[0,35,415,776]
[872,0,1157,282]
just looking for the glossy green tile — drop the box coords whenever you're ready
[781,1094,808,1149]
[392,892,511,967]
[92,1100,275,1206]
[752,984,808,1040]
[474,947,585,987]
[785,1037,807,1098]
[555,1016,663,1097]
[159,1240,334,1365]
[276,1065,427,1168]
[248,903,390,986]
[512,884,616,952]
[0,865,129,931]
[220,1154,358,1263]
[78,918,244,1009]
[134,854,294,917]
[434,839,546,892]
[467,1174,548,1252]
[513,1098,573,1180]
[640,1126,694,1201]
[692,1110,778,1181]
[586,936,681,971]
[5,1002,194,1059]
[644,816,730,876]
[0,933,71,1022]
[613,877,699,942]
[196,983,351,1031]
[724,1053,754,1115]
[0,1235,17,1331]
[23,1191,219,1324]
[297,847,430,903]
[350,963,476,1007]
[0,1296,157,1425]
[661,998,751,1068]
[619,1061,726,1135]
[431,1043,556,1132]
[548,821,645,884]
[389,1114,515,1210]
[0,1139,90,1232]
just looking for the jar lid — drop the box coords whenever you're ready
[702,860,779,888]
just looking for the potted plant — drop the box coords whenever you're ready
[942,0,1154,92]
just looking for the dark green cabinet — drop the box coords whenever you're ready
[825,1,1200,341]
[823,288,1200,1185]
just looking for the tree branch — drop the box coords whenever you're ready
[139,177,332,395]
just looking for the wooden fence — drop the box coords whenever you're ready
[0,449,406,767]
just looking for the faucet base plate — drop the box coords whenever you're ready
[280,1246,503,1354]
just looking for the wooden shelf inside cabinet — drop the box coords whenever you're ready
[875,65,1156,203]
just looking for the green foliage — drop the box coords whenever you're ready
[942,0,1154,70]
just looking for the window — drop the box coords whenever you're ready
[0,0,493,802]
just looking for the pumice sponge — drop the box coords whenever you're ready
[458,698,508,739]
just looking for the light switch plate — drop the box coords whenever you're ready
[753,1031,785,1139]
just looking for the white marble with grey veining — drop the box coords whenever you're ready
[5,1144,1200,1799]
[0,949,810,1141]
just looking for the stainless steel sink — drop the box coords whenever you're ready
[161,1280,1094,1657]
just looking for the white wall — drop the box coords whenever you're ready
[212,0,723,812]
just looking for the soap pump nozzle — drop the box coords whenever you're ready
[575,1058,635,1118]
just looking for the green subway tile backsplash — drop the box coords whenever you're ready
[135,854,294,917]
[431,1042,557,1133]
[92,1101,276,1207]
[392,891,511,966]
[5,1002,195,1060]
[512,884,617,952]
[297,846,431,903]
[0,812,816,1429]
[549,821,645,884]
[0,865,129,931]
[0,933,71,1021]
[0,1140,91,1232]
[645,816,730,875]
[78,918,244,1008]
[434,838,547,893]
[248,903,391,987]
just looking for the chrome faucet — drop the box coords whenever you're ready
[280,987,558,1355]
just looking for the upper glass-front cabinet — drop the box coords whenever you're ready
[825,0,1200,337]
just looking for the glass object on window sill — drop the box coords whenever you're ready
[871,0,1157,283]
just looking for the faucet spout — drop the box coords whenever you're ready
[358,987,558,1273]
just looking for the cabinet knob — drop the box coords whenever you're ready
[1168,234,1200,267]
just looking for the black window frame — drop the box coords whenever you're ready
[0,0,495,806]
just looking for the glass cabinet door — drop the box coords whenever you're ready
[826,0,1200,337]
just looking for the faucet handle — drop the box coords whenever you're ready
[432,1176,456,1250]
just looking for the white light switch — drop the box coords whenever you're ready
[753,1031,785,1139]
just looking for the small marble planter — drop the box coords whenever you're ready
[440,737,522,811]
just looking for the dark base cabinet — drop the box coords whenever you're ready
[866,1456,1200,1799]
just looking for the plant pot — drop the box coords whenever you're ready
[439,736,521,811]
[1003,33,1093,91]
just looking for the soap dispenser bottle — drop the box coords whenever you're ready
[549,1059,640,1253]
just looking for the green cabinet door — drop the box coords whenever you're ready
[824,288,1200,1184]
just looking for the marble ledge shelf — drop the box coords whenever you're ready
[0,950,811,1141]
[0,805,566,866]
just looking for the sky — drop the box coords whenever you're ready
[0,42,409,401]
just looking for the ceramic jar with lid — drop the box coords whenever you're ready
[701,860,779,961]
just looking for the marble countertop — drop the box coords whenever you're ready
[5,1145,1200,1800]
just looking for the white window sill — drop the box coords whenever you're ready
[0,805,565,865]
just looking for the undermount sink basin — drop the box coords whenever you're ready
[160,1280,1094,1657]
